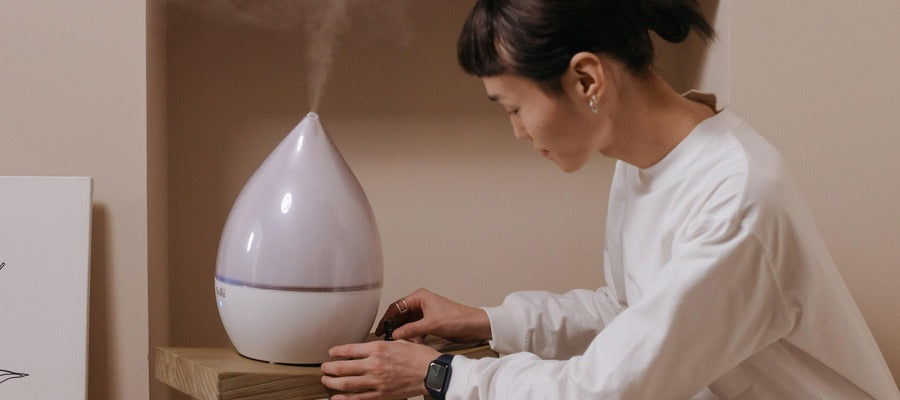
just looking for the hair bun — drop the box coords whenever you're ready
[649,12,691,42]
[645,0,712,43]
[458,0,715,80]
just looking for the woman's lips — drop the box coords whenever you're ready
[539,149,550,157]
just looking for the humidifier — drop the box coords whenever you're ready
[215,112,383,364]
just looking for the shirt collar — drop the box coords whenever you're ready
[631,91,740,187]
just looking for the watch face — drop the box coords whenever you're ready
[425,362,448,391]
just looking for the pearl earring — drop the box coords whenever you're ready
[588,95,599,113]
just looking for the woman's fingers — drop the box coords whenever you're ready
[407,335,426,345]
[321,359,367,377]
[390,318,432,341]
[323,340,440,400]
[328,342,373,360]
[375,297,410,336]
[375,289,432,336]
[400,288,429,309]
[330,391,382,400]
[320,374,377,393]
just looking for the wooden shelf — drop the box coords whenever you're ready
[154,336,497,400]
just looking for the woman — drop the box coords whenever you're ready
[321,0,899,398]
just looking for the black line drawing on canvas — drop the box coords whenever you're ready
[0,369,29,385]
[1,261,30,385]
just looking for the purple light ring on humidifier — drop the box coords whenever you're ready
[214,275,382,292]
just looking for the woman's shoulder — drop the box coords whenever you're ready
[680,110,794,224]
[721,111,791,205]
[703,111,810,240]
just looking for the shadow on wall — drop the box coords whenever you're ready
[88,204,108,400]
[654,0,720,93]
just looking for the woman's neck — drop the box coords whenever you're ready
[605,72,715,169]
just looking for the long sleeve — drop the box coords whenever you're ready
[483,284,625,359]
[447,218,795,399]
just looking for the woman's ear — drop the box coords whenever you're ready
[567,52,605,99]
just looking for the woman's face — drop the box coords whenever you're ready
[482,74,603,172]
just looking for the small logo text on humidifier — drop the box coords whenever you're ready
[0,262,5,271]
[215,285,227,309]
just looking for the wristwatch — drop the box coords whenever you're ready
[424,353,454,399]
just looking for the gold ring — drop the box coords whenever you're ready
[394,298,409,314]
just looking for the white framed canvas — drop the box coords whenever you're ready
[0,176,92,400]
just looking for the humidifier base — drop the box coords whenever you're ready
[214,278,381,364]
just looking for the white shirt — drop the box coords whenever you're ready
[447,96,899,399]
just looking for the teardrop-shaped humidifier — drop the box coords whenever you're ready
[215,112,383,364]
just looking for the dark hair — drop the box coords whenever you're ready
[457,0,715,92]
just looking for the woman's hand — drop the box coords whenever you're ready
[375,288,492,343]
[321,340,440,400]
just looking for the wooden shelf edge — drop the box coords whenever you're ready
[155,337,498,400]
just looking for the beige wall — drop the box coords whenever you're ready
[730,1,900,383]
[0,2,150,399]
